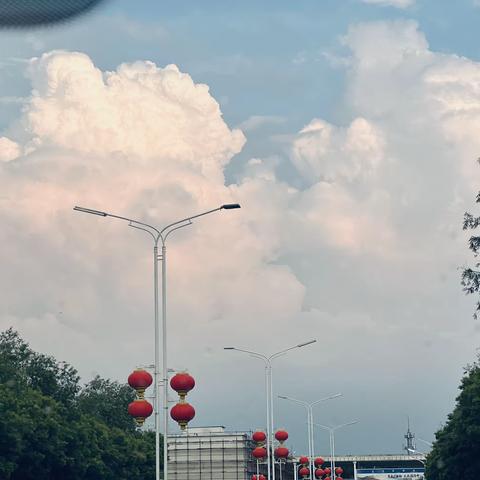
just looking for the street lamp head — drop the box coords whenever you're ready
[278,395,288,400]
[73,206,107,217]
[221,203,241,210]
[297,339,316,348]
[224,347,235,350]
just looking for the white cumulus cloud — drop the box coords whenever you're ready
[292,117,385,183]
[0,51,304,397]
[0,137,21,162]
[25,51,245,178]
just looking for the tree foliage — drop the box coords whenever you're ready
[461,191,480,318]
[425,357,480,479]
[78,375,137,432]
[0,329,156,479]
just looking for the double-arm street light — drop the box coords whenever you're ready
[278,394,342,480]
[315,421,358,479]
[74,203,241,480]
[224,341,316,480]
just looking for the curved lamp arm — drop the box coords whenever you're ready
[74,203,241,246]
[269,340,317,361]
[223,347,268,363]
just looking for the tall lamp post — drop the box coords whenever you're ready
[278,394,342,480]
[74,203,241,480]
[224,341,316,480]
[315,421,358,479]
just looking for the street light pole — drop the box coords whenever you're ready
[315,421,358,479]
[224,340,316,480]
[74,203,241,480]
[292,459,298,480]
[278,394,342,480]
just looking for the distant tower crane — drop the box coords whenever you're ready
[404,417,417,454]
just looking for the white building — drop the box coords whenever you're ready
[168,426,259,480]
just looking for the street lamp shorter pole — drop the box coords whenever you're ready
[278,394,342,480]
[292,459,298,480]
[314,421,358,480]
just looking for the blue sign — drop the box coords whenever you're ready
[357,468,425,480]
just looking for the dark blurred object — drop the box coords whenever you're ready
[0,0,106,27]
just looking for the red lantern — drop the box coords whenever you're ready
[324,477,331,480]
[128,399,153,426]
[252,431,267,443]
[314,458,325,467]
[299,467,310,478]
[299,456,309,465]
[128,369,153,399]
[315,468,324,478]
[335,467,343,475]
[275,430,289,443]
[252,476,266,480]
[275,446,289,458]
[170,402,195,430]
[324,468,331,474]
[170,372,195,399]
[336,477,343,480]
[252,447,267,459]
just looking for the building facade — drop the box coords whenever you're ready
[168,426,260,480]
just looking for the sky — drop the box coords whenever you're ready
[1,0,480,457]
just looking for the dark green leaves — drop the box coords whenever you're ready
[426,359,480,480]
[0,329,155,480]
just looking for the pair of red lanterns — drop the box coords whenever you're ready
[127,369,154,426]
[252,430,268,460]
[298,457,343,480]
[251,429,290,461]
[274,429,289,459]
[127,369,196,430]
[170,372,195,430]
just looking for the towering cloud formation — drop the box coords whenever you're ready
[0,50,303,382]
[1,21,480,452]
[26,51,245,176]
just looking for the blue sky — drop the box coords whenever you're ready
[3,0,480,126]
[1,0,480,457]
[2,0,480,180]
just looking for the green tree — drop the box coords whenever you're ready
[0,328,80,405]
[0,329,156,479]
[425,357,480,479]
[78,375,137,431]
[0,382,74,480]
[461,191,480,318]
